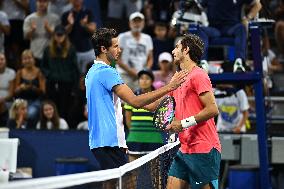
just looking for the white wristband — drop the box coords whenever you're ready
[181,116,197,129]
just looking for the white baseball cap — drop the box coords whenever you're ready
[158,52,173,63]
[129,12,145,21]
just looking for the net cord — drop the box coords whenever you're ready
[0,141,180,189]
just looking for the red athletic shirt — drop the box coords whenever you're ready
[170,66,221,154]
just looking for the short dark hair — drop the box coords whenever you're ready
[91,28,117,56]
[180,34,204,63]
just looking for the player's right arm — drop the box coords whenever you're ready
[113,71,188,109]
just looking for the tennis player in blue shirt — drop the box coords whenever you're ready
[85,28,187,171]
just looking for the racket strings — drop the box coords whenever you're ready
[154,98,175,130]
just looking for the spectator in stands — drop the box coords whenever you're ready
[6,99,32,129]
[61,0,96,74]
[0,8,10,54]
[275,0,284,58]
[48,0,72,17]
[117,12,153,90]
[13,50,46,126]
[152,22,173,70]
[36,100,68,130]
[23,0,60,65]
[0,53,15,126]
[41,24,79,121]
[215,84,249,133]
[76,104,88,130]
[262,30,283,94]
[143,0,174,35]
[1,0,28,69]
[198,0,262,72]
[153,52,174,89]
[106,0,139,33]
[124,69,163,161]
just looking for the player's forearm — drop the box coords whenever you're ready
[130,86,172,109]
[143,98,163,112]
[194,104,219,123]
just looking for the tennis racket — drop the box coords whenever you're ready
[153,96,176,131]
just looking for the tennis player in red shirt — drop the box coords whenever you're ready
[166,34,221,189]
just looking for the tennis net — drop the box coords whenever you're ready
[0,141,180,189]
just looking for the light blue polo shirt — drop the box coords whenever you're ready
[85,60,127,149]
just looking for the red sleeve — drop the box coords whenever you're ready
[191,70,212,95]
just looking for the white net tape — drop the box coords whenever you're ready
[0,141,180,189]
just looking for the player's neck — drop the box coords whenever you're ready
[180,59,197,72]
[96,55,111,65]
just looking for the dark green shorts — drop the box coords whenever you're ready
[168,148,221,189]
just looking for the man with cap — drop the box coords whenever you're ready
[117,12,153,91]
[153,52,174,89]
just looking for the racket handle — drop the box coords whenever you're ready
[168,132,177,143]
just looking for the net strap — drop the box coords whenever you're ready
[0,141,180,189]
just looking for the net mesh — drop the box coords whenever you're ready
[0,141,180,189]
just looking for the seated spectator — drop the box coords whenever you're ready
[13,50,46,126]
[198,0,262,72]
[153,52,174,89]
[23,0,60,64]
[6,99,32,129]
[36,100,68,130]
[0,53,15,126]
[152,22,174,70]
[77,104,88,130]
[215,84,249,133]
[41,24,79,121]
[124,69,163,161]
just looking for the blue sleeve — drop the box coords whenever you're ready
[101,68,124,91]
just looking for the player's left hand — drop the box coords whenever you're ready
[166,119,183,133]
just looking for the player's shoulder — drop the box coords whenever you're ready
[192,66,208,77]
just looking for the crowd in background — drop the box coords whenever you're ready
[0,0,283,133]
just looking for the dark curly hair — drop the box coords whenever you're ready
[91,28,118,56]
[180,34,204,63]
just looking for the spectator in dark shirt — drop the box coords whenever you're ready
[198,0,262,72]
[41,24,79,121]
[61,0,96,74]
